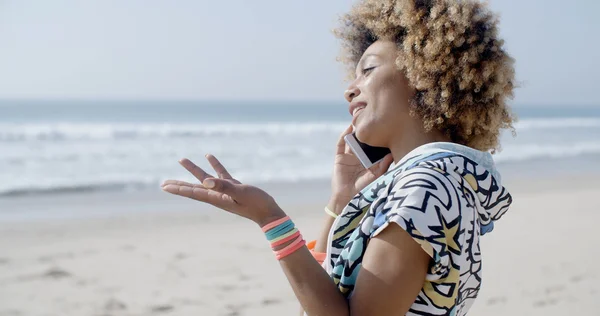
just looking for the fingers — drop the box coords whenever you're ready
[162,182,237,209]
[202,178,240,201]
[344,141,353,155]
[336,125,354,155]
[205,154,233,180]
[165,156,242,209]
[162,183,203,198]
[179,158,214,182]
[369,153,394,175]
[161,180,203,188]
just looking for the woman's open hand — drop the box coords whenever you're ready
[161,154,285,227]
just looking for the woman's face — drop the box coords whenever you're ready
[345,40,415,148]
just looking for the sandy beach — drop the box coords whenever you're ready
[1,175,599,316]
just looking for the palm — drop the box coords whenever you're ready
[161,155,280,225]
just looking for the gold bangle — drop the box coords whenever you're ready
[324,206,338,219]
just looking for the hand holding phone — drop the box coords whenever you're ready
[343,132,392,169]
[328,126,394,214]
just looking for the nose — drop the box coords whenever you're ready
[344,81,360,102]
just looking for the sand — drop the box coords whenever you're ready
[0,176,599,315]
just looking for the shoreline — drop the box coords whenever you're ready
[2,151,600,204]
[2,163,600,224]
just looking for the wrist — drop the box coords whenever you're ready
[255,206,287,228]
[259,210,305,261]
[327,196,349,215]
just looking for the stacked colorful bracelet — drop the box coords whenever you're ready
[262,216,305,260]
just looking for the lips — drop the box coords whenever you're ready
[352,106,365,117]
[349,101,367,117]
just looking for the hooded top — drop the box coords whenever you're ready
[322,142,512,316]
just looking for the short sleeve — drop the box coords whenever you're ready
[370,167,463,281]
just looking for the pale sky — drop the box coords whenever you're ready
[0,0,598,106]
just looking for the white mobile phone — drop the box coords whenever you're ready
[343,132,391,169]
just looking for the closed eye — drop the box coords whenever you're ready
[362,66,376,76]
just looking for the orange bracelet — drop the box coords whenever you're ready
[275,236,306,260]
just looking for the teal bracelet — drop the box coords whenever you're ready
[265,220,295,241]
[265,221,293,239]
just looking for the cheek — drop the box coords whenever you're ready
[368,81,404,119]
[377,74,412,116]
[358,71,411,131]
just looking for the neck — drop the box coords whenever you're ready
[387,122,451,164]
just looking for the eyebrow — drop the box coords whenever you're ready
[362,53,379,59]
[357,53,380,67]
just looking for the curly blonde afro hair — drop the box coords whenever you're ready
[335,0,516,152]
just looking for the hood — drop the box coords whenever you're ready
[396,142,512,235]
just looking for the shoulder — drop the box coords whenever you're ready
[386,165,461,205]
[370,165,465,241]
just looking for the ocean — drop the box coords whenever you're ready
[1,100,600,197]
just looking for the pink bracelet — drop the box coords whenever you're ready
[261,216,290,233]
[275,236,306,260]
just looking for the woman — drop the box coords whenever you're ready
[162,0,515,314]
